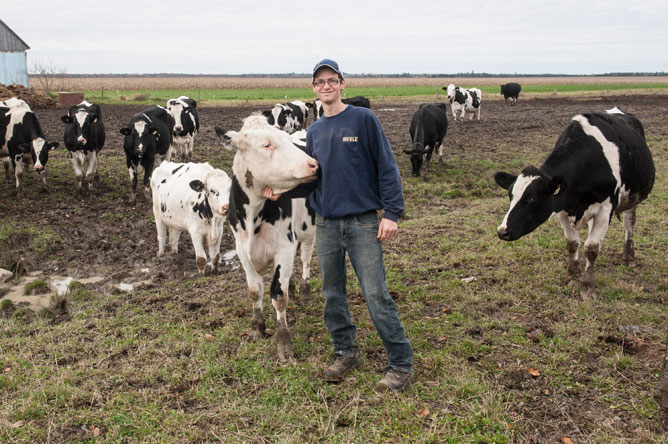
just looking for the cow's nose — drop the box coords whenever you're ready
[497,227,512,241]
[308,159,318,171]
[175,126,182,132]
[33,165,44,172]
[221,204,229,215]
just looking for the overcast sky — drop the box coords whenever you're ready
[4,0,668,75]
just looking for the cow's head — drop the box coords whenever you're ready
[403,143,425,177]
[262,105,291,131]
[494,166,567,241]
[120,120,159,159]
[214,124,318,194]
[167,97,196,137]
[61,103,100,148]
[189,169,232,217]
[31,138,59,172]
[444,84,457,101]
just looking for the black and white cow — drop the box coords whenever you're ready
[444,84,482,121]
[306,99,324,124]
[342,95,371,109]
[494,107,654,299]
[60,101,105,193]
[0,98,31,110]
[120,105,175,205]
[214,113,318,361]
[500,83,522,105]
[262,100,308,134]
[403,102,448,177]
[166,96,199,162]
[1,104,59,193]
[151,161,232,274]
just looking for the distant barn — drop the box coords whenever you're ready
[0,19,30,87]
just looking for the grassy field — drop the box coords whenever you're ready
[1,92,668,443]
[36,75,668,106]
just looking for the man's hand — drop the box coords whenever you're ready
[377,218,398,241]
[262,187,281,201]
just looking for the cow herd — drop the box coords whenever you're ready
[0,83,657,359]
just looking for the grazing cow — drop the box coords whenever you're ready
[342,95,371,108]
[403,102,448,177]
[120,106,174,204]
[214,114,319,361]
[60,101,105,193]
[1,105,59,193]
[151,161,232,274]
[166,96,199,161]
[443,84,482,121]
[262,100,309,134]
[500,83,522,105]
[494,107,654,299]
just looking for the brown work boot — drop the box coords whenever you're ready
[374,368,413,392]
[324,354,360,382]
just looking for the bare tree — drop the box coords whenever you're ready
[29,59,67,97]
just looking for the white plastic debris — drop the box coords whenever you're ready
[50,277,74,296]
[461,276,477,283]
[118,283,134,292]
[141,268,150,273]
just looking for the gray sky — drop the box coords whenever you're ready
[4,0,668,75]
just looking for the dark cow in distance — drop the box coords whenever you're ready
[501,83,522,105]
[166,96,199,161]
[214,113,319,361]
[494,107,654,299]
[61,101,105,193]
[1,103,59,193]
[120,105,174,204]
[403,102,448,177]
[263,100,308,134]
[342,96,371,109]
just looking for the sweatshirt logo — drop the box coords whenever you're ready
[342,136,358,143]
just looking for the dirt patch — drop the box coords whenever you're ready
[0,83,57,109]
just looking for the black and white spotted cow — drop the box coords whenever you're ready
[214,113,318,361]
[262,100,308,134]
[166,96,199,162]
[120,106,174,204]
[494,107,655,299]
[403,102,448,177]
[500,83,522,105]
[0,98,31,110]
[1,103,59,193]
[151,161,232,274]
[60,101,105,193]
[444,84,482,121]
[306,99,324,124]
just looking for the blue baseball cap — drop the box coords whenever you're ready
[312,59,344,79]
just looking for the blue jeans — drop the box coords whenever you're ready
[315,211,413,372]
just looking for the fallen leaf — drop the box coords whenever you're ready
[509,316,519,320]
[528,368,540,377]
[442,307,450,313]
[416,408,430,418]
[204,334,214,341]
[11,420,24,429]
[4,367,10,373]
[92,427,100,437]
[543,389,550,395]
[437,337,447,342]
[561,437,574,444]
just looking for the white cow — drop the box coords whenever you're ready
[151,161,232,274]
[444,84,482,121]
[214,115,319,361]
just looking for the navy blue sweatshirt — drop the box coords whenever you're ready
[297,105,404,222]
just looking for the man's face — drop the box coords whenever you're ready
[312,67,345,104]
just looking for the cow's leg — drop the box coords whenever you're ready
[622,207,637,266]
[207,223,224,273]
[186,138,194,162]
[436,142,444,164]
[557,212,581,285]
[237,248,266,340]
[188,229,208,274]
[424,145,435,170]
[37,169,48,190]
[271,249,298,361]
[13,156,24,194]
[168,227,181,254]
[128,164,138,205]
[299,237,315,304]
[71,151,85,192]
[155,217,167,257]
[142,159,154,200]
[85,151,98,190]
[581,212,611,300]
[477,107,481,121]
[3,158,10,182]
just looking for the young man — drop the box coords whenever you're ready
[265,59,413,392]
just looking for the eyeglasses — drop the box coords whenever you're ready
[313,78,341,88]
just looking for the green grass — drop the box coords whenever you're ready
[73,83,668,106]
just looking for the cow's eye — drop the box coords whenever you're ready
[262,142,273,150]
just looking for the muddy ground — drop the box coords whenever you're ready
[2,94,665,286]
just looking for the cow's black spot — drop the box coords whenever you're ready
[229,176,249,231]
[301,222,307,231]
[270,265,282,300]
[245,169,254,189]
[192,196,213,220]
[160,202,166,213]
[172,164,184,175]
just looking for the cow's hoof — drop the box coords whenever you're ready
[580,286,596,301]
[248,329,265,340]
[276,329,294,362]
[299,281,311,305]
